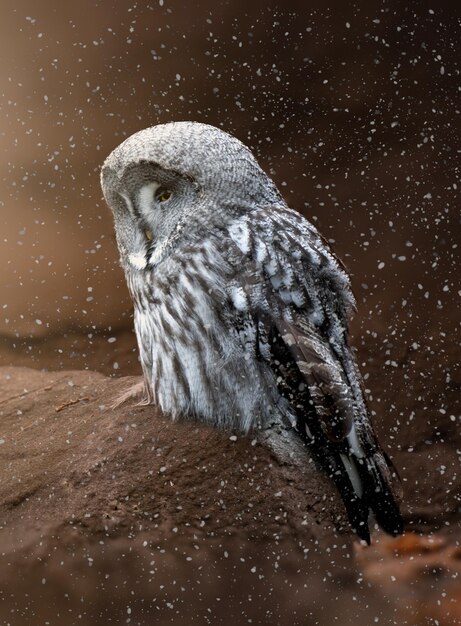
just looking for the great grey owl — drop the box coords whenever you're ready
[101,121,403,543]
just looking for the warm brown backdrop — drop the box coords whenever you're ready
[1,0,458,342]
[0,1,460,623]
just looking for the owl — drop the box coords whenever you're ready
[101,121,403,543]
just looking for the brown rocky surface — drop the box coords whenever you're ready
[0,366,383,624]
[0,340,459,624]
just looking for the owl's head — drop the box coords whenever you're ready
[101,121,282,270]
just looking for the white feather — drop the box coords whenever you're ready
[128,252,147,270]
[340,453,364,498]
[229,219,250,254]
[138,183,160,220]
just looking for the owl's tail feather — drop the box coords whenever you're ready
[298,416,403,543]
[355,451,404,538]
[331,447,403,544]
[323,452,372,543]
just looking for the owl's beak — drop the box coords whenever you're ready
[144,229,153,241]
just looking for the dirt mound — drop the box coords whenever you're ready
[0,366,347,545]
[1,366,460,624]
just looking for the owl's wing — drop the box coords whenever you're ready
[228,205,359,441]
[270,316,355,442]
[226,206,403,542]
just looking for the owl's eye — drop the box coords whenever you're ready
[156,188,172,203]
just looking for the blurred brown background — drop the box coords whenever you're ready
[1,0,458,363]
[0,2,460,624]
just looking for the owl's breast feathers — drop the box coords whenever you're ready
[126,223,279,431]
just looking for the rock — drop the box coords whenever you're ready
[1,366,460,625]
[0,366,369,625]
[0,366,347,548]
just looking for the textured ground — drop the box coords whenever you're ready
[0,353,459,625]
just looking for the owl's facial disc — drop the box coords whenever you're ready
[118,179,181,271]
[114,190,151,270]
[136,182,173,246]
[105,160,199,271]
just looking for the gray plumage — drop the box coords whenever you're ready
[101,121,403,542]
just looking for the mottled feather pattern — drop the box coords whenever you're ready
[101,121,403,542]
[127,241,280,431]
